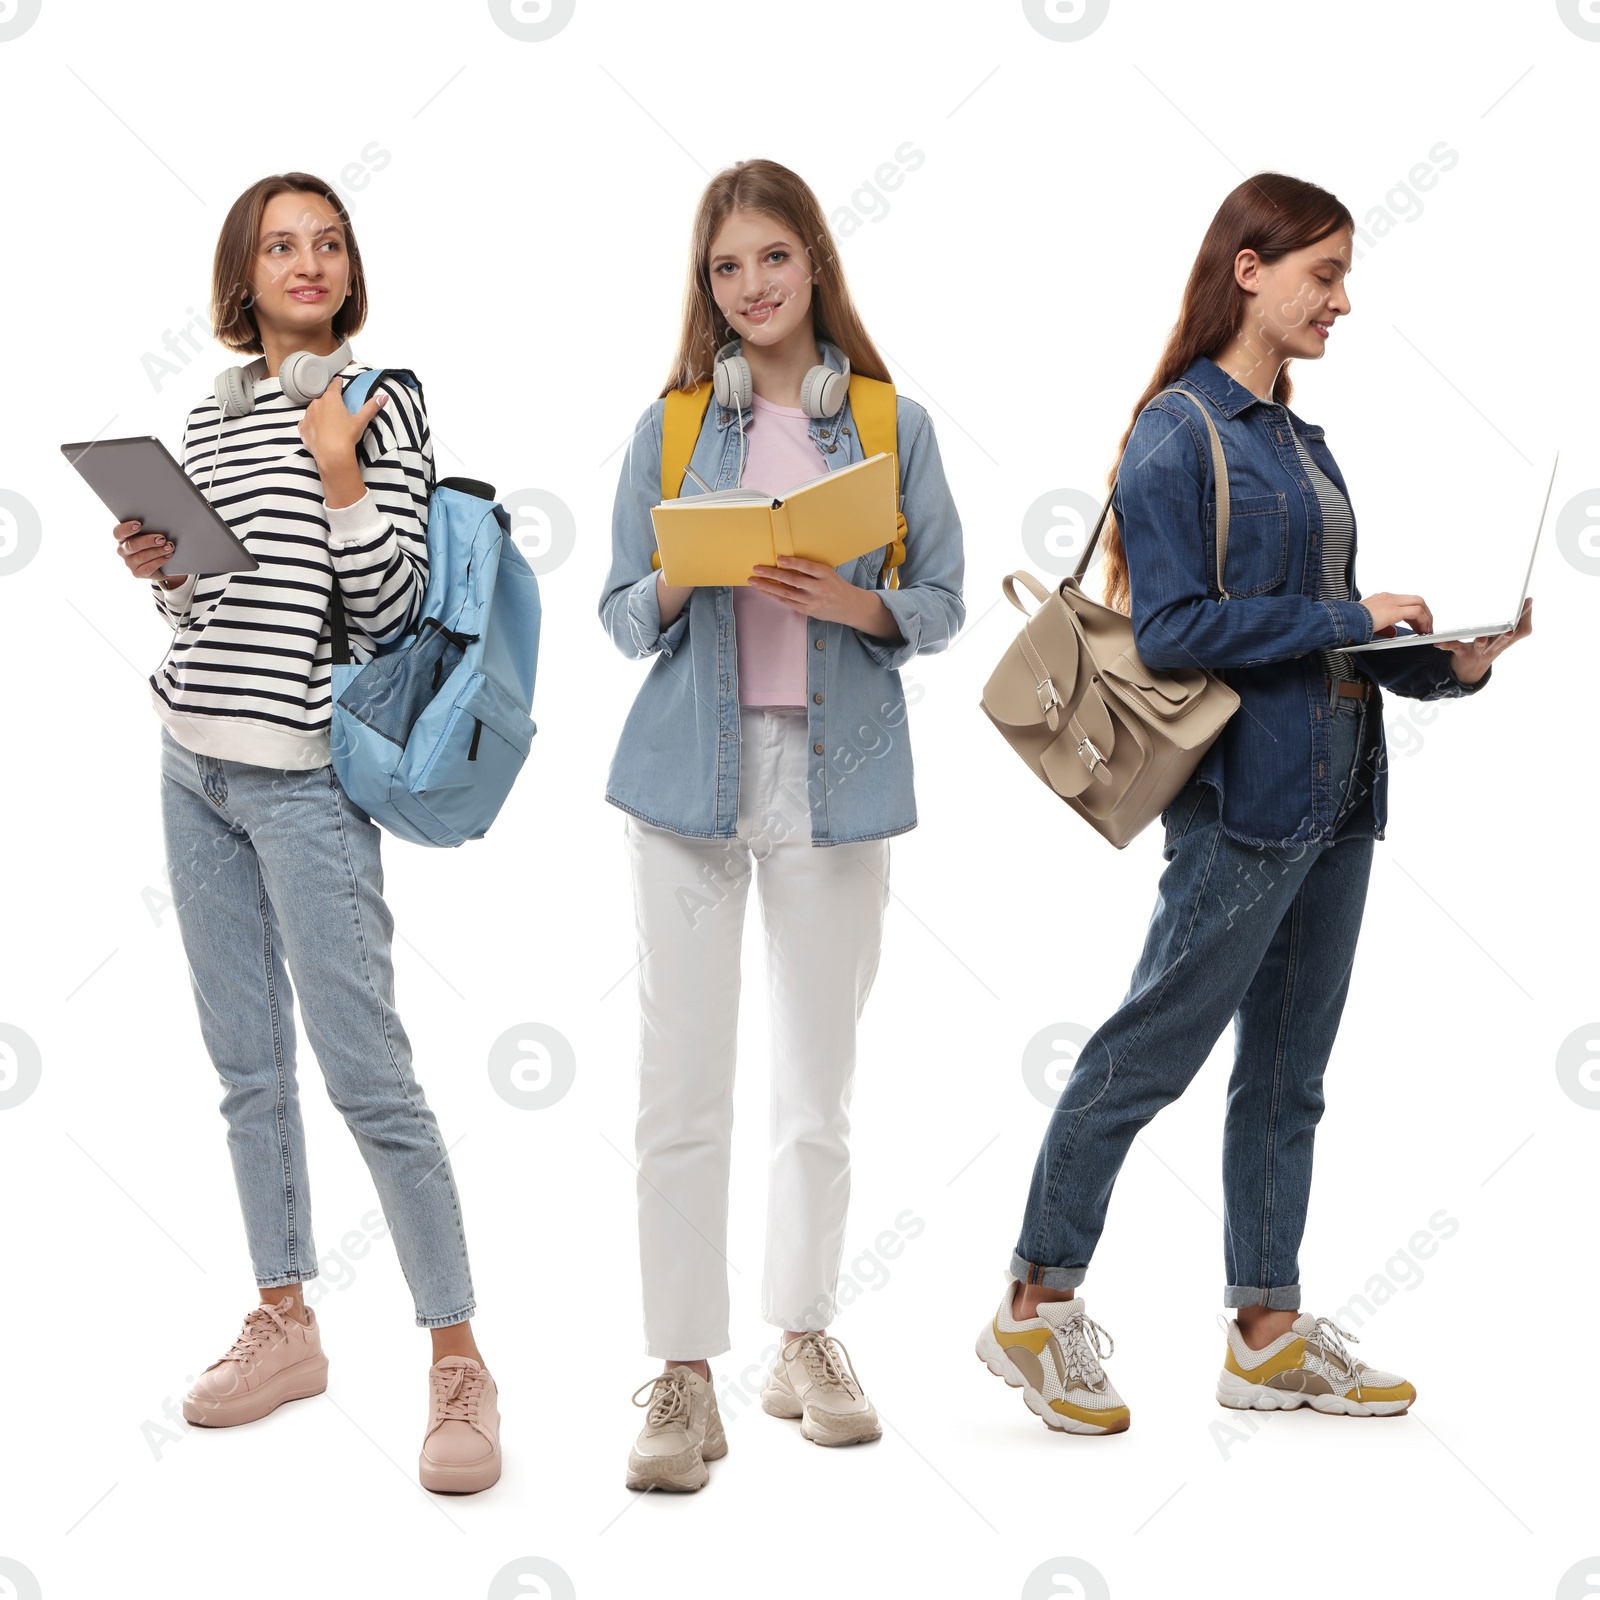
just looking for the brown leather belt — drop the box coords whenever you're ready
[1326,676,1371,700]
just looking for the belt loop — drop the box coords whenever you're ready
[1327,676,1338,709]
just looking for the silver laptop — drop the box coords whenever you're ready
[1345,451,1553,653]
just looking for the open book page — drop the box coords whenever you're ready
[657,452,889,509]
[650,452,896,585]
[658,487,778,508]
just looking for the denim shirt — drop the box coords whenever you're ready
[1115,355,1490,847]
[599,340,967,844]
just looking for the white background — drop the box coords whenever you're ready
[2,2,1597,1597]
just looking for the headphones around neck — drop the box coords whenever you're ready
[711,339,850,419]
[214,336,354,418]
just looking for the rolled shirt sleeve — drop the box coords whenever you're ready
[852,402,966,671]
[600,401,690,660]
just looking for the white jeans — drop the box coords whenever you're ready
[625,706,891,1359]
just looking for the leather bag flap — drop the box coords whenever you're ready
[1102,649,1209,721]
[983,583,1082,730]
[1039,684,1116,797]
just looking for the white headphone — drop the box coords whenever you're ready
[712,339,850,418]
[712,338,849,486]
[213,336,354,419]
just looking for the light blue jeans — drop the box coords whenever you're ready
[159,726,475,1327]
[1012,692,1376,1308]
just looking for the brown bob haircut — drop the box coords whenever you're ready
[210,171,370,355]
[661,158,891,397]
[1100,172,1354,613]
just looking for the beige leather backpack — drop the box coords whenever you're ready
[981,387,1240,849]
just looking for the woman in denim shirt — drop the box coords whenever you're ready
[977,173,1529,1433]
[599,159,964,1491]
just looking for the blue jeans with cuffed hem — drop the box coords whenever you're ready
[159,726,476,1329]
[1010,695,1375,1310]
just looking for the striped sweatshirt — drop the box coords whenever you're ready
[149,361,432,769]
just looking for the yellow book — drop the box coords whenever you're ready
[650,451,896,586]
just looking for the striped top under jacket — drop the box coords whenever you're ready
[148,361,432,769]
[1285,421,1357,684]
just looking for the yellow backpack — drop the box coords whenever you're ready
[651,372,909,589]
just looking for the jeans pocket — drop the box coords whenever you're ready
[1161,781,1214,859]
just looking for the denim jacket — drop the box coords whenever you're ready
[1116,355,1490,847]
[599,340,967,844]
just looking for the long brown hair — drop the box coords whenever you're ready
[211,172,369,355]
[660,159,891,396]
[1100,173,1354,613]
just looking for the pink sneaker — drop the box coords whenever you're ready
[419,1356,501,1494]
[183,1297,329,1427]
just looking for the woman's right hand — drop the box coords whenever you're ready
[1359,591,1434,638]
[655,570,694,628]
[113,519,185,587]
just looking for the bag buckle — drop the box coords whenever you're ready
[1078,736,1106,773]
[1036,677,1064,718]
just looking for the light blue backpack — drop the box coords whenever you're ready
[327,367,540,847]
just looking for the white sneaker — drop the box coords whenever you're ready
[761,1333,881,1446]
[626,1366,727,1492]
[1216,1312,1416,1416]
[976,1277,1129,1434]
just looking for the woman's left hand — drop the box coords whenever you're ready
[1439,595,1532,684]
[300,384,385,510]
[749,555,899,637]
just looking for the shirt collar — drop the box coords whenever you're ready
[1177,353,1279,420]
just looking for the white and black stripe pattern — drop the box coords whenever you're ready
[1286,424,1357,683]
[149,362,432,769]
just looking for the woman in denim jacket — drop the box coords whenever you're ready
[599,159,964,1490]
[977,172,1530,1433]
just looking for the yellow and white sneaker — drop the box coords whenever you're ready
[976,1277,1129,1434]
[1217,1312,1416,1416]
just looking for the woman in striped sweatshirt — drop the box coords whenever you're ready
[110,173,500,1494]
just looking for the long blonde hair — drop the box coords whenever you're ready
[1101,173,1354,612]
[660,159,891,396]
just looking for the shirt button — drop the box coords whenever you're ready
[814,638,825,649]
[813,742,824,755]
[824,443,837,453]
[813,692,823,704]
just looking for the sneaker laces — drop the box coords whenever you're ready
[631,1368,694,1431]
[216,1301,294,1367]
[782,1333,863,1400]
[1303,1316,1364,1399]
[1051,1312,1115,1392]
[432,1362,487,1426]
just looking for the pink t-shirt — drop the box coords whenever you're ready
[730,394,827,706]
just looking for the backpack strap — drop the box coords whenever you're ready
[650,382,716,571]
[660,381,715,502]
[330,366,432,665]
[845,372,907,590]
[651,374,909,589]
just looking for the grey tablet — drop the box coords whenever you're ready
[60,434,259,576]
